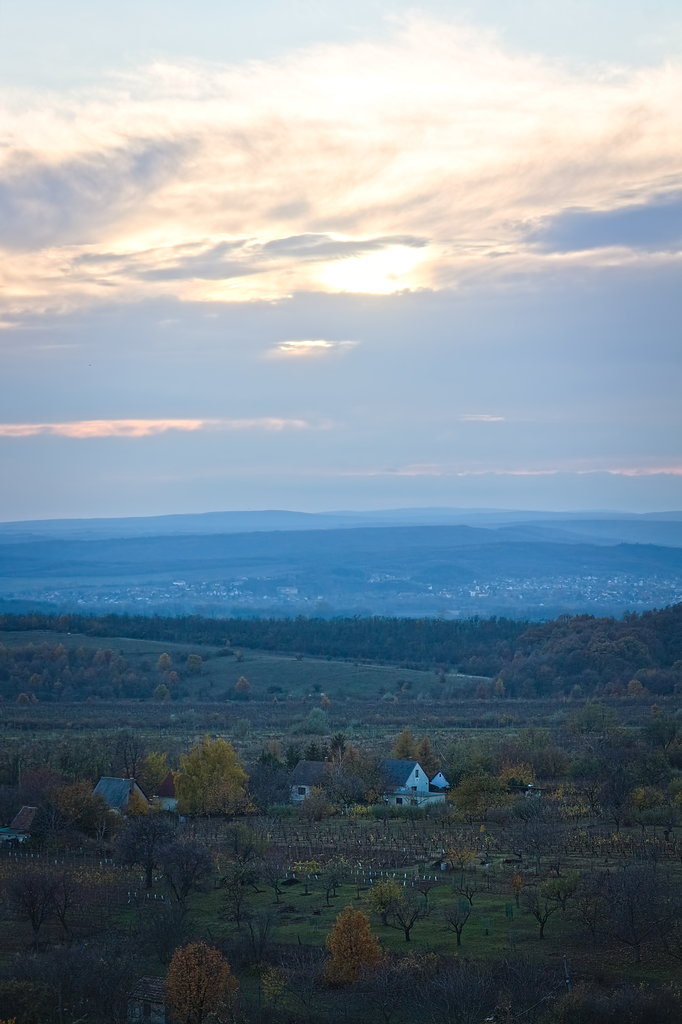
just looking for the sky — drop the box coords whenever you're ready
[1,0,681,520]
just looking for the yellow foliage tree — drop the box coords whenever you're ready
[416,735,437,778]
[142,751,170,795]
[167,942,238,1024]
[392,727,417,760]
[326,906,382,985]
[175,737,247,816]
[365,878,403,926]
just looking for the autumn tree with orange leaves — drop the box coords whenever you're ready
[167,942,239,1024]
[325,906,382,985]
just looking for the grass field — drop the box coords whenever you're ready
[0,628,486,702]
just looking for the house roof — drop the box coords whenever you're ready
[430,772,450,790]
[129,977,166,1003]
[10,806,37,831]
[290,760,329,786]
[93,777,145,810]
[380,759,421,787]
[156,773,176,798]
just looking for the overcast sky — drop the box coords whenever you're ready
[1,1,681,520]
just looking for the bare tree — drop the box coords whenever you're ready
[443,899,472,946]
[7,866,59,949]
[522,885,560,940]
[159,840,214,905]
[386,888,429,942]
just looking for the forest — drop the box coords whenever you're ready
[1,603,681,699]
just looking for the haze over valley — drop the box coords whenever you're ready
[2,507,681,618]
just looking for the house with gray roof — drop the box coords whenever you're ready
[380,759,447,807]
[93,777,149,814]
[0,805,38,844]
[127,977,168,1024]
[289,760,329,803]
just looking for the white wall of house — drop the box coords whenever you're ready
[383,762,445,806]
[290,784,313,804]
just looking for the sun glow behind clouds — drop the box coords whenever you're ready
[320,245,427,294]
[0,17,681,311]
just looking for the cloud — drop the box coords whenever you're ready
[0,418,313,439]
[528,190,682,253]
[0,140,187,250]
[266,339,357,358]
[1,16,681,311]
[341,463,682,479]
[457,414,506,422]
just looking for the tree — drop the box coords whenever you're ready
[186,654,203,675]
[115,729,147,779]
[392,727,417,760]
[325,906,382,985]
[522,884,560,939]
[117,813,176,889]
[142,751,171,795]
[166,942,238,1024]
[319,858,348,906]
[7,866,58,949]
[449,773,507,822]
[385,888,429,942]
[416,735,437,778]
[159,841,214,905]
[175,737,247,815]
[443,898,472,946]
[52,781,116,838]
[366,878,403,926]
[234,675,251,698]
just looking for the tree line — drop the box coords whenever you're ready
[2,603,682,697]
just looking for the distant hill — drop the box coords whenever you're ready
[1,509,681,618]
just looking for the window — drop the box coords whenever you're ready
[415,769,419,777]
[410,798,418,806]
[298,787,306,795]
[396,797,403,805]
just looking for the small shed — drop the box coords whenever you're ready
[127,977,169,1024]
[93,777,149,814]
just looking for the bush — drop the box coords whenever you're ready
[300,708,329,735]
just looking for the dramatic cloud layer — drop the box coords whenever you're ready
[1,11,680,518]
[1,16,681,314]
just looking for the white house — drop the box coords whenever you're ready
[430,771,450,791]
[380,759,446,807]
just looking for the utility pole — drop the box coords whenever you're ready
[563,956,572,995]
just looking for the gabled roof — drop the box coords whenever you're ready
[430,772,450,790]
[290,760,329,787]
[156,773,176,798]
[93,777,146,810]
[129,977,166,1003]
[380,759,421,787]
[10,806,37,831]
